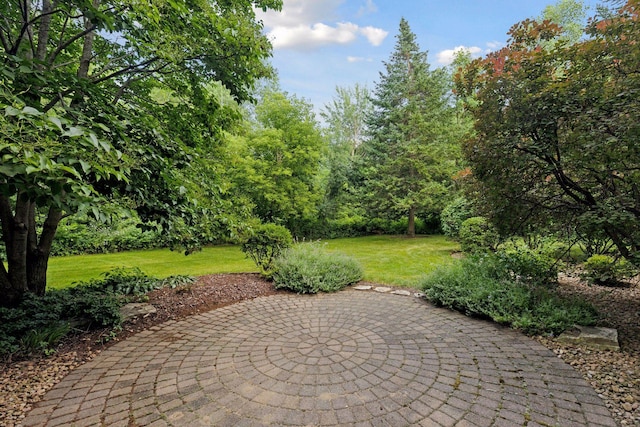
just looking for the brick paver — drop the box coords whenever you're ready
[23,290,617,426]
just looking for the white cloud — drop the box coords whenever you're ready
[257,0,343,27]
[269,22,361,50]
[257,0,388,51]
[358,0,378,16]
[486,41,504,50]
[347,56,373,63]
[359,26,388,46]
[436,46,483,65]
[436,41,506,66]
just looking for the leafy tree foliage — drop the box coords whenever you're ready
[228,89,325,233]
[539,0,589,45]
[456,0,640,263]
[362,19,462,237]
[319,84,372,228]
[0,0,281,306]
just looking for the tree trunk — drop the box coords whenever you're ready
[27,206,63,296]
[0,196,30,307]
[77,0,100,80]
[407,207,416,238]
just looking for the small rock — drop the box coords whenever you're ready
[557,325,620,351]
[391,290,411,296]
[373,287,392,293]
[120,303,157,321]
[414,292,425,298]
[622,402,634,412]
[353,285,372,291]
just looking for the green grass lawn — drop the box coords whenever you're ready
[47,235,459,289]
[323,235,459,287]
[47,245,257,289]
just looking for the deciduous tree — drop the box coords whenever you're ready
[0,0,281,306]
[456,0,640,262]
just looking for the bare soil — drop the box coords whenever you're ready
[0,273,639,426]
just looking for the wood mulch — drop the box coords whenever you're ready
[0,273,638,426]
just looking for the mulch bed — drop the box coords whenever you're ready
[1,273,639,426]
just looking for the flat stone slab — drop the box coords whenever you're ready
[24,292,616,427]
[119,303,156,321]
[557,325,620,351]
[353,285,372,290]
[373,286,392,293]
[391,289,411,296]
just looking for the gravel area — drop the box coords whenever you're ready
[0,272,639,426]
[538,274,640,426]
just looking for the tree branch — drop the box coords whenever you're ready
[47,23,97,66]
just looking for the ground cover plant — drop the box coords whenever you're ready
[420,254,598,336]
[272,243,363,293]
[0,268,194,358]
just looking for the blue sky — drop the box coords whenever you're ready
[256,0,601,114]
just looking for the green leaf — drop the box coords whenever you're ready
[0,164,20,177]
[48,116,63,131]
[88,133,99,148]
[64,127,84,138]
[79,160,91,173]
[22,106,43,116]
[5,106,20,116]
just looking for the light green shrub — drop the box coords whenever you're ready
[459,216,499,253]
[440,196,475,238]
[241,223,293,276]
[272,243,363,294]
[581,254,633,286]
[497,241,558,287]
[420,254,598,335]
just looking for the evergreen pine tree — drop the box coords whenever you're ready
[363,18,458,237]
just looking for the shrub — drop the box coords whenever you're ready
[51,215,167,256]
[497,241,558,287]
[440,196,475,238]
[581,254,633,286]
[272,243,363,294]
[241,223,293,276]
[420,254,598,336]
[83,267,158,295]
[0,286,123,357]
[0,267,193,358]
[459,217,499,253]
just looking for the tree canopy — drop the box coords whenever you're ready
[0,0,281,306]
[362,18,462,237]
[456,0,640,262]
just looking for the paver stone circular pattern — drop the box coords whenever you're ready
[23,290,616,427]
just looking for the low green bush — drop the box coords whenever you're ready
[241,223,293,276]
[82,267,158,295]
[272,243,363,294]
[440,196,475,238]
[51,216,167,256]
[420,255,598,335]
[459,217,499,253]
[0,268,194,358]
[497,241,558,287]
[0,287,123,357]
[581,254,634,286]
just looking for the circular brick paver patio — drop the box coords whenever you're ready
[23,290,616,427]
